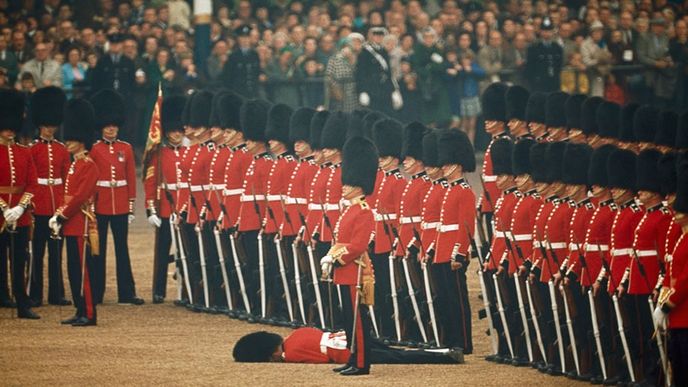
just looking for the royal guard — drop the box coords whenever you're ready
[144,95,187,304]
[544,92,569,142]
[432,129,476,353]
[524,92,548,141]
[0,90,39,319]
[658,152,681,297]
[579,97,603,147]
[50,98,99,326]
[478,82,508,242]
[89,89,142,305]
[564,94,586,144]
[303,111,331,248]
[320,135,378,375]
[505,85,531,140]
[27,86,70,306]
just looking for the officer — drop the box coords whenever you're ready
[27,86,71,306]
[220,25,262,99]
[355,27,397,116]
[90,89,143,305]
[525,17,563,92]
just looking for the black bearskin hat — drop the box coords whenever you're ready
[289,107,316,144]
[529,142,549,183]
[437,129,476,172]
[63,98,96,149]
[565,94,586,130]
[30,86,66,127]
[588,144,617,188]
[545,91,569,128]
[218,92,244,130]
[346,110,366,140]
[266,103,294,146]
[597,101,621,139]
[309,110,330,150]
[562,143,592,185]
[90,89,125,130]
[161,95,187,134]
[677,111,688,149]
[658,152,677,196]
[373,119,403,159]
[240,99,270,142]
[209,90,227,128]
[636,149,662,193]
[491,137,513,176]
[188,90,213,128]
[655,110,678,148]
[0,89,25,132]
[232,331,283,363]
[362,111,386,139]
[422,129,440,168]
[342,136,379,195]
[607,148,637,191]
[674,160,688,213]
[402,121,426,161]
[506,85,529,122]
[633,105,659,144]
[581,96,603,136]
[512,138,536,176]
[525,92,547,124]
[619,103,640,142]
[321,111,348,151]
[481,82,508,122]
[181,92,193,127]
[545,141,566,182]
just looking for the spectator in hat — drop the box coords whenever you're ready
[61,46,87,98]
[581,20,613,96]
[265,46,300,107]
[637,17,676,107]
[89,33,135,96]
[411,26,451,127]
[325,37,359,112]
[18,42,62,88]
[525,17,563,92]
[220,25,263,99]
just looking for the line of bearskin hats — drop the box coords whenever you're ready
[342,136,379,195]
[0,89,25,132]
[674,159,688,213]
[346,110,367,140]
[240,99,271,142]
[562,143,592,185]
[490,137,513,175]
[545,91,568,128]
[529,142,549,183]
[321,111,348,151]
[505,85,529,122]
[437,129,476,171]
[581,96,603,136]
[636,149,663,193]
[512,138,535,176]
[525,92,547,124]
[619,103,640,143]
[232,331,283,362]
[658,152,677,196]
[90,89,125,130]
[362,111,386,139]
[422,129,440,168]
[181,92,193,127]
[588,144,616,188]
[373,118,403,160]
[161,95,187,134]
[607,148,637,190]
[655,110,678,148]
[481,82,508,122]
[633,105,658,144]
[597,101,621,139]
[545,141,566,182]
[63,98,96,149]
[289,107,315,145]
[565,94,586,130]
[188,90,214,128]
[218,91,244,130]
[309,110,330,150]
[402,121,426,161]
[30,86,66,128]
[677,111,688,149]
[266,103,294,147]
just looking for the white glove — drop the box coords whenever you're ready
[392,90,403,110]
[653,306,668,330]
[320,255,334,279]
[128,214,135,224]
[359,92,370,107]
[48,215,61,235]
[148,214,162,228]
[431,52,443,64]
[4,206,25,223]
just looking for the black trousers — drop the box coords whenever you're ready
[669,328,688,387]
[66,236,96,320]
[627,293,658,383]
[29,215,66,304]
[370,250,394,339]
[0,226,30,310]
[152,217,173,298]
[398,252,427,343]
[264,233,291,321]
[315,240,343,330]
[95,214,137,302]
[431,262,472,352]
[239,230,259,315]
[222,229,248,313]
[200,221,220,308]
[179,222,204,307]
[340,284,372,370]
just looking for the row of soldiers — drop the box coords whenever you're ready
[477,82,688,386]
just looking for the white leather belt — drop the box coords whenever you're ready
[494,231,506,238]
[512,234,532,241]
[533,240,542,248]
[547,242,567,249]
[635,249,658,257]
[161,183,177,191]
[241,195,265,202]
[399,216,421,224]
[285,197,307,205]
[612,248,633,256]
[374,213,397,221]
[210,184,225,190]
[482,175,497,182]
[267,194,285,201]
[190,184,211,192]
[340,199,351,207]
[323,204,340,211]
[439,224,459,232]
[224,188,243,196]
[308,203,323,211]
[585,244,609,252]
[568,243,582,251]
[177,182,189,188]
[421,222,439,230]
[37,178,63,185]
[97,179,127,188]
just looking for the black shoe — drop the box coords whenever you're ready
[71,316,96,326]
[152,295,164,304]
[485,354,500,363]
[566,370,578,379]
[18,308,40,319]
[546,365,563,376]
[49,298,72,306]
[118,297,145,305]
[511,358,530,367]
[576,373,592,382]
[590,375,604,385]
[603,376,621,385]
[332,364,350,373]
[0,298,16,308]
[530,361,543,369]
[246,315,258,323]
[61,315,79,325]
[339,366,369,376]
[447,348,464,363]
[173,299,188,307]
[29,299,42,307]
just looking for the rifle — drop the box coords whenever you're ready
[281,198,307,324]
[264,195,296,324]
[296,210,325,328]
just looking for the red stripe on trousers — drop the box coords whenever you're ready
[350,287,366,369]
[78,237,95,319]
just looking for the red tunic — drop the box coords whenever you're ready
[434,178,476,264]
[420,178,448,259]
[542,200,575,281]
[282,156,318,237]
[90,139,136,215]
[29,138,70,216]
[365,169,384,206]
[205,145,231,222]
[143,145,184,218]
[175,146,192,215]
[531,198,556,283]
[478,137,503,213]
[628,204,673,295]
[283,327,350,364]
[662,219,682,288]
[494,189,522,275]
[668,232,688,328]
[263,154,297,235]
[237,152,271,232]
[332,200,375,285]
[57,153,99,236]
[394,171,431,257]
[221,144,252,229]
[184,142,214,225]
[320,163,342,243]
[608,200,644,293]
[581,199,616,287]
[304,163,331,242]
[508,190,540,271]
[564,198,595,281]
[0,141,37,228]
[372,168,405,254]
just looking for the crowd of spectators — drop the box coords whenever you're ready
[1,0,688,150]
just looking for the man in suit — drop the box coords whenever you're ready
[637,17,676,107]
[220,25,262,99]
[10,30,32,65]
[18,42,62,88]
[524,17,563,93]
[90,33,135,96]
[0,34,18,84]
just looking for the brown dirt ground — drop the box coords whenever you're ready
[0,169,586,386]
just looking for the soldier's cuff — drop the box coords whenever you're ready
[129,200,135,214]
[56,208,68,220]
[0,198,8,212]
[146,200,157,213]
[559,259,569,272]
[596,267,607,283]
[19,193,33,209]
